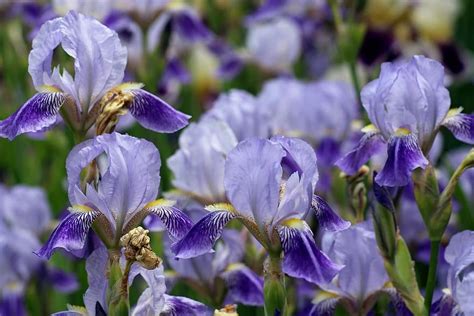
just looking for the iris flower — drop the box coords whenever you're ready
[0,185,77,315]
[165,228,264,307]
[337,55,474,187]
[312,222,390,315]
[432,230,474,315]
[0,11,189,140]
[53,246,211,316]
[36,132,192,259]
[172,136,350,285]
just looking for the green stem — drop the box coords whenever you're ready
[263,254,287,316]
[424,240,440,314]
[329,0,343,34]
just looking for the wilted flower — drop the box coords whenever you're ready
[246,17,301,73]
[432,230,474,315]
[0,11,189,140]
[37,132,192,259]
[337,55,474,187]
[0,185,77,315]
[172,136,350,285]
[54,246,211,315]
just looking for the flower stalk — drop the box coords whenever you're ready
[414,149,474,314]
[106,250,129,316]
[263,253,287,316]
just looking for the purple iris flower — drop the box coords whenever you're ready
[165,228,264,307]
[432,231,474,315]
[36,132,192,259]
[258,78,358,148]
[167,118,238,205]
[53,246,211,316]
[147,5,242,95]
[258,78,359,190]
[305,222,389,314]
[172,136,350,285]
[246,17,302,73]
[0,185,77,315]
[203,89,271,142]
[0,11,189,140]
[337,55,474,187]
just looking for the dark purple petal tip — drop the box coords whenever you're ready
[163,294,212,316]
[129,89,190,133]
[35,208,100,259]
[173,11,211,43]
[0,92,64,140]
[279,222,343,285]
[144,201,193,240]
[311,195,350,232]
[443,112,474,145]
[171,210,235,259]
[375,133,428,187]
[222,264,264,306]
[335,132,384,175]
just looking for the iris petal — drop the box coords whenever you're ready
[171,210,236,259]
[128,88,190,133]
[335,131,385,175]
[35,206,101,259]
[162,294,212,316]
[278,219,342,285]
[443,112,474,145]
[221,263,264,306]
[141,200,193,240]
[311,195,350,232]
[375,133,428,187]
[0,92,65,140]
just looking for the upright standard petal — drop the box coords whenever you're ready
[35,205,101,259]
[271,136,318,225]
[126,88,190,133]
[278,219,342,285]
[56,11,127,110]
[67,133,161,226]
[375,133,429,187]
[203,89,270,141]
[361,56,450,143]
[0,92,65,140]
[322,222,388,306]
[167,119,238,203]
[335,131,385,175]
[221,263,264,306]
[224,138,284,228]
[171,210,236,259]
[442,111,474,145]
